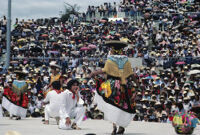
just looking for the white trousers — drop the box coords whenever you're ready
[44,105,60,121]
[59,106,85,130]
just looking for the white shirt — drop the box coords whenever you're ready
[35,99,43,109]
[28,104,36,114]
[59,90,84,119]
[43,90,62,116]
[183,103,192,112]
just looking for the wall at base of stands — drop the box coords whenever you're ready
[128,58,143,68]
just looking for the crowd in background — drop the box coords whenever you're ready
[0,0,200,122]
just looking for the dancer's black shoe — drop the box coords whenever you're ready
[111,124,117,135]
[116,126,125,134]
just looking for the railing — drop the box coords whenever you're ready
[85,11,143,22]
[143,56,200,68]
[85,10,199,22]
[10,56,200,68]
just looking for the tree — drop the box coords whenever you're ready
[61,2,80,23]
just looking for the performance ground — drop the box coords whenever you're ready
[0,117,199,135]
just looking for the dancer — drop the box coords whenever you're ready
[2,69,28,120]
[59,79,85,130]
[43,81,62,125]
[90,40,140,134]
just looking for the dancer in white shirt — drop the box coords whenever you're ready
[59,79,85,130]
[43,81,62,125]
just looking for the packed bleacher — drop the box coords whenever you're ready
[0,0,200,122]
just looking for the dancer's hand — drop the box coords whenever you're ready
[75,88,80,102]
[88,73,93,78]
[65,117,71,126]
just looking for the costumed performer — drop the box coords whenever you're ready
[89,39,140,135]
[2,69,28,120]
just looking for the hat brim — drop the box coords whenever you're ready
[14,70,27,76]
[104,40,128,49]
[50,65,61,69]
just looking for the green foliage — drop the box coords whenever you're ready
[61,2,80,23]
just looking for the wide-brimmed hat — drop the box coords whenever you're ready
[178,99,183,103]
[50,61,61,69]
[5,131,21,135]
[104,40,128,50]
[14,70,28,76]
[155,101,161,105]
[183,97,190,101]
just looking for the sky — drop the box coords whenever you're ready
[0,0,120,20]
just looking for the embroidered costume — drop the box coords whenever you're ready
[172,112,200,134]
[2,80,28,118]
[95,54,136,127]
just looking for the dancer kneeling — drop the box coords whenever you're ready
[90,40,140,134]
[59,79,85,130]
[43,81,62,125]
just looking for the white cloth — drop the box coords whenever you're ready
[2,96,27,118]
[59,89,85,129]
[94,91,135,128]
[59,106,85,130]
[43,90,62,120]
[0,104,3,117]
[28,104,36,114]
[183,103,192,112]
[35,99,43,109]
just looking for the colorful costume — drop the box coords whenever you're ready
[95,55,136,127]
[2,80,28,118]
[172,112,200,134]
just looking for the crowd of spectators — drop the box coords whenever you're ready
[0,0,200,122]
[0,16,7,55]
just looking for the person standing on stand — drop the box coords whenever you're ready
[44,61,62,97]
[90,39,140,135]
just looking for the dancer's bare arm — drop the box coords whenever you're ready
[89,69,104,78]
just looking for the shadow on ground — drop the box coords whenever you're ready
[105,133,146,135]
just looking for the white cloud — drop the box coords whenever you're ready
[0,0,120,20]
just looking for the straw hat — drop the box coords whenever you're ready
[155,101,161,105]
[0,86,3,92]
[160,95,165,99]
[178,99,183,103]
[183,97,190,101]
[8,79,12,83]
[5,131,21,135]
[104,40,128,50]
[155,77,160,80]
[50,61,61,69]
[185,87,190,91]
[164,77,168,80]
[169,96,175,99]
[183,91,188,94]
[175,87,180,91]
[141,98,147,102]
[14,69,28,76]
